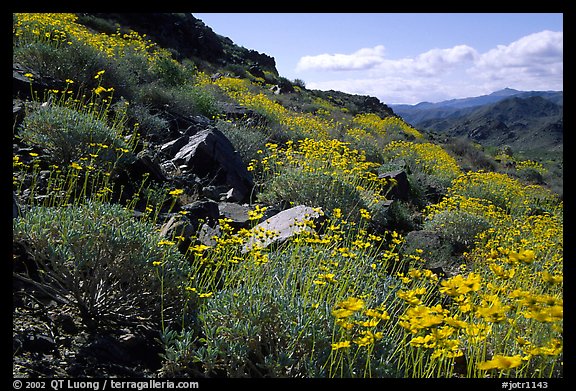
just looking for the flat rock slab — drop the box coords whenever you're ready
[218,202,251,228]
[242,205,323,252]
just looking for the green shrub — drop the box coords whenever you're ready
[222,63,249,79]
[216,118,269,165]
[76,13,120,34]
[445,138,497,172]
[136,82,218,119]
[257,166,367,221]
[292,78,306,89]
[19,104,129,166]
[448,171,561,217]
[127,102,170,137]
[374,200,419,233]
[195,284,331,377]
[103,46,153,99]
[184,243,402,378]
[150,55,192,87]
[404,169,451,205]
[13,38,110,90]
[13,201,192,329]
[423,209,492,254]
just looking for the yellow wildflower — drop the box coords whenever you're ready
[337,297,365,311]
[477,354,523,370]
[331,340,351,350]
[157,239,176,246]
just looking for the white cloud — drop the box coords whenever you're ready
[306,77,484,105]
[298,31,562,104]
[470,30,563,90]
[368,45,479,78]
[296,45,386,71]
[476,30,562,69]
[412,45,479,74]
[297,44,479,77]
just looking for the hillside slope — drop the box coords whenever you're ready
[391,88,563,125]
[419,95,563,152]
[12,13,563,380]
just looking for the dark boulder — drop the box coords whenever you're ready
[379,169,410,201]
[170,128,254,203]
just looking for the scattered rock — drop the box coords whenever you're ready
[379,169,410,200]
[196,223,221,247]
[270,80,294,95]
[170,128,254,202]
[218,202,251,228]
[243,205,324,252]
[202,185,230,201]
[128,152,168,183]
[181,199,220,223]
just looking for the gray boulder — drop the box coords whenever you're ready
[169,128,254,203]
[242,205,324,252]
[218,202,251,229]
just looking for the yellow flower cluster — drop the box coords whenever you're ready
[348,114,423,141]
[212,76,338,140]
[396,206,562,376]
[515,159,547,176]
[383,140,461,183]
[14,13,172,63]
[446,170,559,216]
[257,138,388,208]
[330,296,390,350]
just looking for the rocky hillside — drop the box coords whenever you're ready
[391,88,563,124]
[418,95,563,152]
[80,13,279,75]
[391,89,563,153]
[12,13,563,380]
[11,12,411,378]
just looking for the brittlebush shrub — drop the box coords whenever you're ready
[423,209,492,254]
[13,201,191,329]
[447,171,561,217]
[188,240,403,378]
[137,82,218,119]
[216,118,269,165]
[19,104,129,166]
[257,166,368,221]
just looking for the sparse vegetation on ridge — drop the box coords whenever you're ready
[13,13,562,379]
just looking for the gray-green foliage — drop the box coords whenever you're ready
[423,209,492,253]
[216,118,268,165]
[19,104,128,166]
[196,284,331,377]
[257,166,368,221]
[13,37,109,88]
[185,242,402,378]
[13,201,191,329]
[136,82,218,119]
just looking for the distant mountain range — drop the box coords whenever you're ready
[390,88,563,152]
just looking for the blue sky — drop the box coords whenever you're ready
[193,13,563,104]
